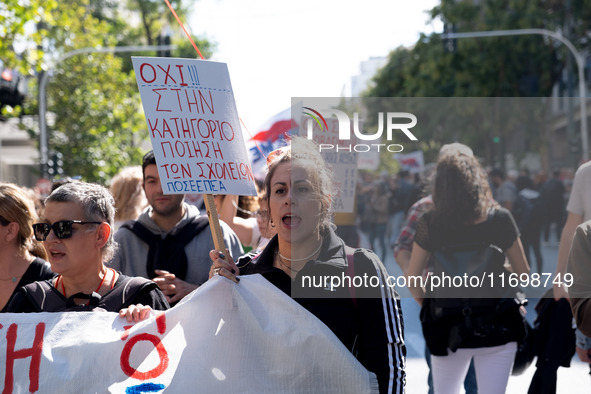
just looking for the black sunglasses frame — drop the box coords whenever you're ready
[33,220,102,241]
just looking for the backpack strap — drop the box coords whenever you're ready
[173,216,210,247]
[120,220,157,243]
[23,280,64,312]
[21,276,158,312]
[121,216,210,279]
[344,246,357,308]
[99,276,158,311]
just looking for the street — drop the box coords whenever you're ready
[360,230,591,393]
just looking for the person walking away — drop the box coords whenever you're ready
[407,154,529,394]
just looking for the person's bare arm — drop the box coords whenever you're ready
[395,249,411,272]
[219,194,254,246]
[406,242,430,305]
[505,238,530,275]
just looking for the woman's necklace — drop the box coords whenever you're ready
[275,250,301,274]
[1,256,33,283]
[278,236,323,262]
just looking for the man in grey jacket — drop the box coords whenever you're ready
[110,151,243,305]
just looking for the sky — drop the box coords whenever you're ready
[189,0,442,133]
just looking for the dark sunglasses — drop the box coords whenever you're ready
[33,220,102,241]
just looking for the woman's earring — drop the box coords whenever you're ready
[270,219,275,227]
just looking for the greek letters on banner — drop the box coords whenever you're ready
[132,57,257,196]
[0,275,377,393]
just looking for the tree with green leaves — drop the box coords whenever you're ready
[0,1,57,117]
[366,0,590,170]
[1,0,214,184]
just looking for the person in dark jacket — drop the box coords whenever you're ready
[540,169,566,243]
[528,290,575,394]
[0,183,55,312]
[208,137,406,393]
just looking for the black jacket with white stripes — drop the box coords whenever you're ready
[237,228,406,393]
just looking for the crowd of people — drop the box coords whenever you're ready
[356,163,569,271]
[2,135,591,394]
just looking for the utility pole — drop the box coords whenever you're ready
[441,28,589,163]
[565,0,578,169]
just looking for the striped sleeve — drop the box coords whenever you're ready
[354,249,406,393]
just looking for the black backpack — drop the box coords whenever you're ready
[21,276,157,312]
[422,211,526,352]
[428,241,507,295]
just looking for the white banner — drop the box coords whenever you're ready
[0,275,377,393]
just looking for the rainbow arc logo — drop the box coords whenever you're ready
[303,107,328,131]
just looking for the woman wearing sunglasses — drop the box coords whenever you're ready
[0,183,55,312]
[6,181,169,321]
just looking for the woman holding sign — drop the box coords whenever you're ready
[209,137,406,393]
[7,181,169,321]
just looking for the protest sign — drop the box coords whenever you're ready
[309,118,358,213]
[292,102,359,213]
[358,150,380,171]
[394,150,425,174]
[0,276,377,393]
[132,57,257,197]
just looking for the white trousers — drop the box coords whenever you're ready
[431,341,517,394]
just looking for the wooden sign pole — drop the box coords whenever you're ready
[203,194,229,259]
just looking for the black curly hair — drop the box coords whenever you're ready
[432,153,495,228]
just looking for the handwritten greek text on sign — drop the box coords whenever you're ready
[132,57,256,196]
[295,116,358,213]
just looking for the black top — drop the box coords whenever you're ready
[1,257,55,313]
[6,272,170,313]
[415,207,519,253]
[237,229,406,394]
